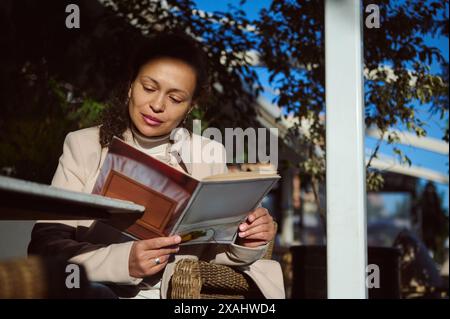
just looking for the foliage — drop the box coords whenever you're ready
[0,0,262,181]
[0,0,448,190]
[255,0,449,191]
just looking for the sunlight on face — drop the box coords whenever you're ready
[128,57,196,137]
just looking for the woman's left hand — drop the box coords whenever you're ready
[237,207,275,248]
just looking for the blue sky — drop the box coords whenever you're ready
[193,0,271,20]
[193,0,449,211]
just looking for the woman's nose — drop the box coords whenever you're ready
[149,93,165,113]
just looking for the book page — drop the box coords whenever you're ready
[172,177,278,244]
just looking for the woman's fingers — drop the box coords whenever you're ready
[140,235,181,250]
[136,236,180,262]
[148,254,171,267]
[142,257,170,276]
[239,207,273,235]
[239,223,271,238]
[142,246,180,260]
[247,207,270,223]
[129,236,181,278]
[239,214,272,232]
[135,254,172,277]
[236,207,275,248]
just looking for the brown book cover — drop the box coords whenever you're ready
[92,137,197,239]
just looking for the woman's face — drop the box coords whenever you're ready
[128,57,196,137]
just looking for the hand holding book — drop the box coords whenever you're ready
[237,207,276,248]
[128,235,181,278]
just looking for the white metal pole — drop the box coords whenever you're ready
[281,168,295,246]
[325,0,368,299]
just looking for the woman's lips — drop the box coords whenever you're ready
[141,113,163,126]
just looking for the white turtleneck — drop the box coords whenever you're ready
[130,124,171,154]
[128,125,191,176]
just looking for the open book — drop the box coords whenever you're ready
[92,137,280,245]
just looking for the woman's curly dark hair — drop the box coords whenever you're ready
[99,32,210,148]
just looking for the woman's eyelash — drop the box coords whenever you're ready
[142,86,182,103]
[170,97,182,104]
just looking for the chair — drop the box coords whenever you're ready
[169,223,277,299]
[0,256,116,299]
[0,256,47,298]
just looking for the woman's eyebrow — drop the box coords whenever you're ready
[142,76,188,96]
[141,76,159,86]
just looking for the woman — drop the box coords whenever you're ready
[28,33,284,299]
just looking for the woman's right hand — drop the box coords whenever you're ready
[128,235,181,278]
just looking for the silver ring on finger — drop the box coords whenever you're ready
[154,257,161,265]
